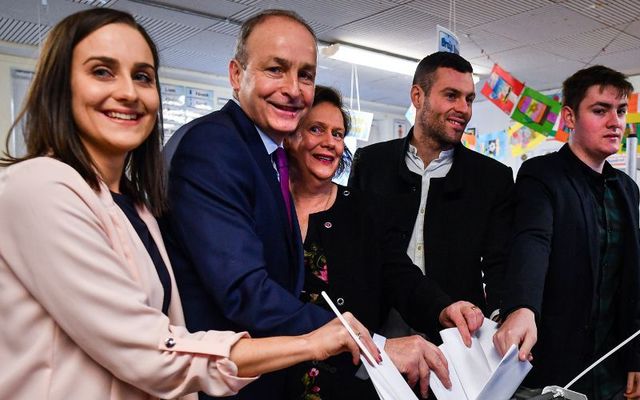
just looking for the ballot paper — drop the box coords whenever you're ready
[429,319,532,400]
[321,291,418,400]
[361,335,419,400]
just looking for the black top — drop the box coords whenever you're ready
[112,191,172,315]
[349,131,514,317]
[286,185,453,399]
[501,144,640,389]
[566,149,625,398]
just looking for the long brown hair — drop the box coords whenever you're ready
[2,8,166,216]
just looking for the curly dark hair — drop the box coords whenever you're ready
[312,85,353,177]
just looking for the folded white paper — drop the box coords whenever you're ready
[430,319,532,400]
[320,291,417,399]
[361,334,419,400]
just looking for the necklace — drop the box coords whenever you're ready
[294,184,335,214]
[319,186,334,212]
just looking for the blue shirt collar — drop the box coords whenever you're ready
[232,98,282,154]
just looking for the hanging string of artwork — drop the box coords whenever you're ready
[480,64,640,164]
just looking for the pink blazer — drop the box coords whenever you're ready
[0,157,257,399]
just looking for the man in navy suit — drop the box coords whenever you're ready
[494,66,640,399]
[162,11,333,399]
[162,9,483,399]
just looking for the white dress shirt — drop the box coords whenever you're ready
[404,144,454,274]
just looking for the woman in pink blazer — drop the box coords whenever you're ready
[0,8,377,400]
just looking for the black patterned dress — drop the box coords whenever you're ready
[284,185,451,399]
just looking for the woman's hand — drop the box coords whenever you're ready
[305,312,381,365]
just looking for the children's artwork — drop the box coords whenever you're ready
[462,128,476,150]
[511,87,561,136]
[477,130,508,161]
[481,64,525,115]
[508,122,546,157]
[552,117,571,143]
[628,93,639,124]
[620,123,640,153]
[394,119,409,138]
[348,109,374,141]
[546,90,569,142]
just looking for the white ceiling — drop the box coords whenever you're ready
[1,0,639,108]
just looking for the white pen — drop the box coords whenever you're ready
[320,291,377,366]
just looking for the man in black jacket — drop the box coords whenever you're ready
[494,66,640,399]
[349,52,514,339]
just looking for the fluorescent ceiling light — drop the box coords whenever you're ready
[321,43,418,76]
[321,43,482,84]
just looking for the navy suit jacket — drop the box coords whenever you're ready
[162,101,333,400]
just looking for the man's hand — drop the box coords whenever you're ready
[439,301,484,347]
[385,336,450,398]
[625,371,640,399]
[493,307,536,361]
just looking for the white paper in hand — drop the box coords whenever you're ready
[361,335,418,400]
[320,292,417,400]
[429,318,532,400]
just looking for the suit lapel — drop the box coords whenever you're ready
[290,203,305,293]
[560,146,600,283]
[612,177,640,306]
[225,101,302,285]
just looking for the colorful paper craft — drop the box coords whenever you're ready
[481,64,525,115]
[552,117,570,143]
[508,123,547,157]
[511,87,561,136]
[477,130,508,161]
[462,133,477,150]
[628,93,639,124]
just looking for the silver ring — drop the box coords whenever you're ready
[356,331,361,339]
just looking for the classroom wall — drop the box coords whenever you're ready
[0,52,37,154]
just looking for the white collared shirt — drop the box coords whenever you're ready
[231,98,284,180]
[404,145,454,274]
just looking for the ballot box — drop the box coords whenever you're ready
[513,386,587,400]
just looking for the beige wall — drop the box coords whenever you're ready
[0,53,36,156]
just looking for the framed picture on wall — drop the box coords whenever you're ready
[393,119,410,138]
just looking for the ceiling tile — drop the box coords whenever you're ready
[458,29,521,59]
[618,18,640,37]
[406,0,547,28]
[489,46,572,72]
[135,15,201,50]
[114,0,217,28]
[71,0,118,7]
[143,0,249,17]
[0,17,50,46]
[509,60,587,91]
[533,27,640,63]
[255,0,399,28]
[559,0,640,26]
[589,47,640,76]
[477,4,606,45]
[329,4,465,58]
